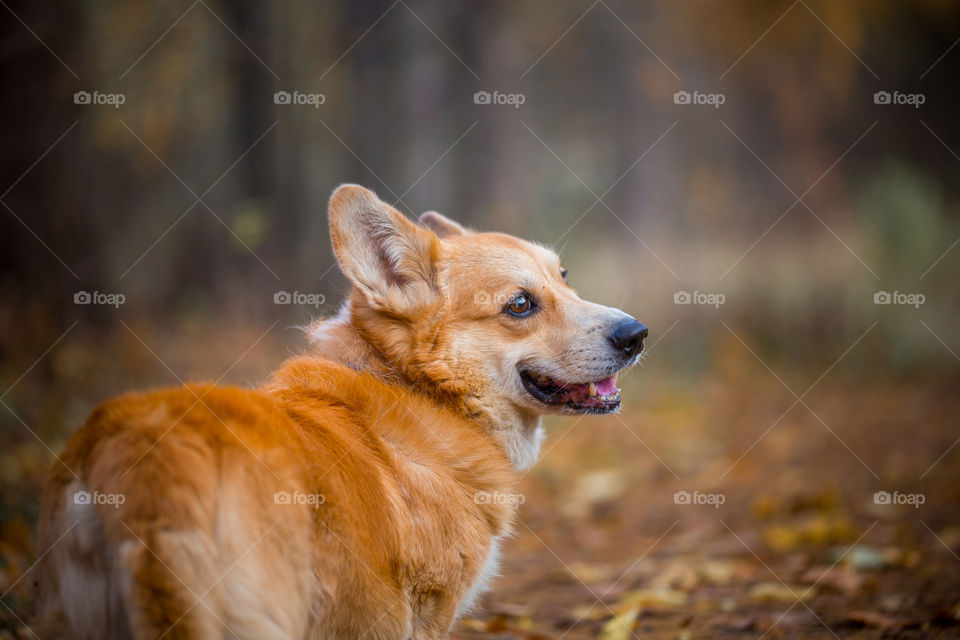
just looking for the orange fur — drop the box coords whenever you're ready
[36,185,643,639]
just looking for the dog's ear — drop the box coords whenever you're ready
[418,211,467,238]
[329,184,439,312]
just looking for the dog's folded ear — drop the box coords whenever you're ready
[418,211,468,238]
[329,184,440,313]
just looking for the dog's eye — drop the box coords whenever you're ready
[560,269,568,283]
[505,294,534,317]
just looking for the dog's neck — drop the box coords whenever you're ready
[306,301,399,380]
[305,301,544,471]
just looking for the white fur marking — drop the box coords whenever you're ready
[457,536,502,617]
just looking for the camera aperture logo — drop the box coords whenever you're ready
[474,90,525,109]
[673,490,725,508]
[674,290,725,308]
[874,290,924,308]
[873,490,924,509]
[274,491,325,507]
[474,491,525,505]
[75,291,125,308]
[873,90,924,108]
[73,490,125,508]
[74,90,125,109]
[274,90,326,109]
[474,291,513,305]
[674,90,725,109]
[274,291,325,308]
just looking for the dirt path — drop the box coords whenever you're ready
[454,373,960,639]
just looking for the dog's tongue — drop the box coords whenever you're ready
[559,375,618,404]
[594,376,617,396]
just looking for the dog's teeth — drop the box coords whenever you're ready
[587,382,597,397]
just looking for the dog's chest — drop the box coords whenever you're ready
[398,490,511,606]
[456,535,502,616]
[388,476,515,630]
[396,529,504,634]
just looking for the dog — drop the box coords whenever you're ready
[35,185,647,639]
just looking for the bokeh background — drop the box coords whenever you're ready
[2,1,959,638]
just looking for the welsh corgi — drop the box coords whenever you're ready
[35,185,647,639]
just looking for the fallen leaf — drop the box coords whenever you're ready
[698,559,735,585]
[569,603,609,622]
[751,494,779,519]
[763,516,855,552]
[485,616,510,633]
[749,582,815,603]
[763,525,802,552]
[565,561,615,584]
[459,618,486,632]
[709,614,759,631]
[800,565,865,596]
[936,525,960,549]
[617,587,688,611]
[649,559,699,590]
[599,607,640,640]
[788,488,839,514]
[846,610,906,629]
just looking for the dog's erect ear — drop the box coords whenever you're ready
[418,211,467,238]
[329,184,440,313]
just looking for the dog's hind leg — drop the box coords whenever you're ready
[35,479,224,640]
[115,528,227,640]
[34,479,133,640]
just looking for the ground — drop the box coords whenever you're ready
[453,357,960,640]
[0,326,958,639]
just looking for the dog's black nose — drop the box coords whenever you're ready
[609,319,648,358]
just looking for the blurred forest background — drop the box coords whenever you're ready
[1,1,959,638]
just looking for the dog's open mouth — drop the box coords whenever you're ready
[520,370,621,413]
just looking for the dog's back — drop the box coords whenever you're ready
[35,358,516,639]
